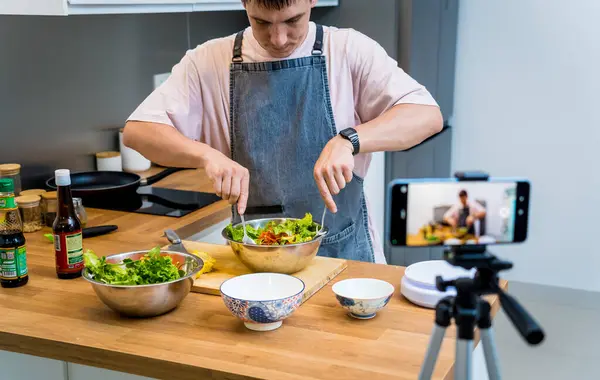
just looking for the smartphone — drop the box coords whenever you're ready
[386,177,530,247]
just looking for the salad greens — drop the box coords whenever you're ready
[83,246,183,285]
[225,213,320,245]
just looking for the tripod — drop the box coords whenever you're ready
[418,246,545,380]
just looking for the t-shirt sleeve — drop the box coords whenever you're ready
[346,29,439,123]
[444,204,459,220]
[127,48,204,141]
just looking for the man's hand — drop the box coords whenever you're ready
[466,215,475,226]
[203,149,250,215]
[314,136,355,213]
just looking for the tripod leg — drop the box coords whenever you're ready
[419,325,448,380]
[455,338,473,380]
[419,298,453,380]
[479,300,501,380]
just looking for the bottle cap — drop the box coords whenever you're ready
[55,169,72,186]
[0,178,14,193]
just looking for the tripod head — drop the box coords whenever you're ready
[436,244,545,345]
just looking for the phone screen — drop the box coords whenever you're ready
[388,179,530,247]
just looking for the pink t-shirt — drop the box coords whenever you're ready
[128,22,439,264]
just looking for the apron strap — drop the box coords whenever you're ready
[232,30,244,63]
[312,24,324,55]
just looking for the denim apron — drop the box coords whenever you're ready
[229,25,375,262]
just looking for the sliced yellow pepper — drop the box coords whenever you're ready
[190,250,216,277]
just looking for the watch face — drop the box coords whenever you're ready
[342,128,355,137]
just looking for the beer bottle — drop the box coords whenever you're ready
[53,169,83,279]
[0,178,28,288]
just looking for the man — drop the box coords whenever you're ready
[123,0,443,264]
[443,190,487,235]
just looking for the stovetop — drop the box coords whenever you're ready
[81,186,222,217]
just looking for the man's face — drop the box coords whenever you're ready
[244,0,316,58]
[459,195,468,207]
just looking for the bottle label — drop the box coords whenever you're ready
[0,246,28,280]
[55,231,83,273]
[0,196,16,210]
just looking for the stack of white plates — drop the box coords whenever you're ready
[400,260,476,309]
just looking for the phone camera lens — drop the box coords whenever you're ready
[518,209,524,215]
[401,186,407,194]
[519,196,525,202]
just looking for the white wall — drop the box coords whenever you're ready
[452,0,600,291]
[407,182,515,240]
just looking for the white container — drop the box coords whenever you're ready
[95,151,122,171]
[400,260,476,309]
[119,129,151,172]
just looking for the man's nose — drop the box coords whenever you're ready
[270,27,287,48]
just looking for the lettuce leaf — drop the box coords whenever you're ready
[83,247,181,285]
[225,213,319,245]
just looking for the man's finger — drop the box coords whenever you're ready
[324,168,340,195]
[238,169,250,215]
[315,172,337,213]
[229,172,242,204]
[334,170,346,191]
[342,166,353,183]
[213,174,223,197]
[221,172,232,201]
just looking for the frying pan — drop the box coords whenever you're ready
[45,167,186,198]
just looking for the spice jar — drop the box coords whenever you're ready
[0,164,22,195]
[73,197,87,228]
[41,191,58,227]
[15,195,42,233]
[20,189,47,197]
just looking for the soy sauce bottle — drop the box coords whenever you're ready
[53,169,83,279]
[0,178,28,288]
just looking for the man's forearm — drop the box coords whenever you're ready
[355,104,443,153]
[122,121,211,168]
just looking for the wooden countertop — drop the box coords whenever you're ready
[0,168,506,380]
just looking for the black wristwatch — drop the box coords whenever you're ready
[339,128,360,156]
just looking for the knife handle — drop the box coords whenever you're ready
[164,229,182,245]
[82,225,118,239]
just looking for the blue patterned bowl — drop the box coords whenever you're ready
[220,273,305,331]
[332,278,395,319]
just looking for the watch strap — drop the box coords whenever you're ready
[340,128,360,156]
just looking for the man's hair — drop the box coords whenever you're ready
[459,190,468,198]
[243,0,302,10]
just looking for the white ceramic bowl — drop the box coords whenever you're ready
[220,273,305,331]
[332,278,395,319]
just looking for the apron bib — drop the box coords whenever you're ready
[229,25,374,263]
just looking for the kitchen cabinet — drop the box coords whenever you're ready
[384,0,459,266]
[385,126,452,266]
[0,0,338,16]
[0,351,65,380]
[69,363,155,380]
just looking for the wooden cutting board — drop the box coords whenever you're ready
[167,241,347,304]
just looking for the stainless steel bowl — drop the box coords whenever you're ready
[221,217,329,274]
[82,250,203,318]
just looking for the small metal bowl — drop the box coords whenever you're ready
[221,217,329,274]
[82,250,203,318]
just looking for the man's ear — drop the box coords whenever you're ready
[310,0,318,8]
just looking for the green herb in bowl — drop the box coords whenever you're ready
[225,213,319,245]
[83,246,183,285]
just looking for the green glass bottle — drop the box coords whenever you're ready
[0,178,28,288]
